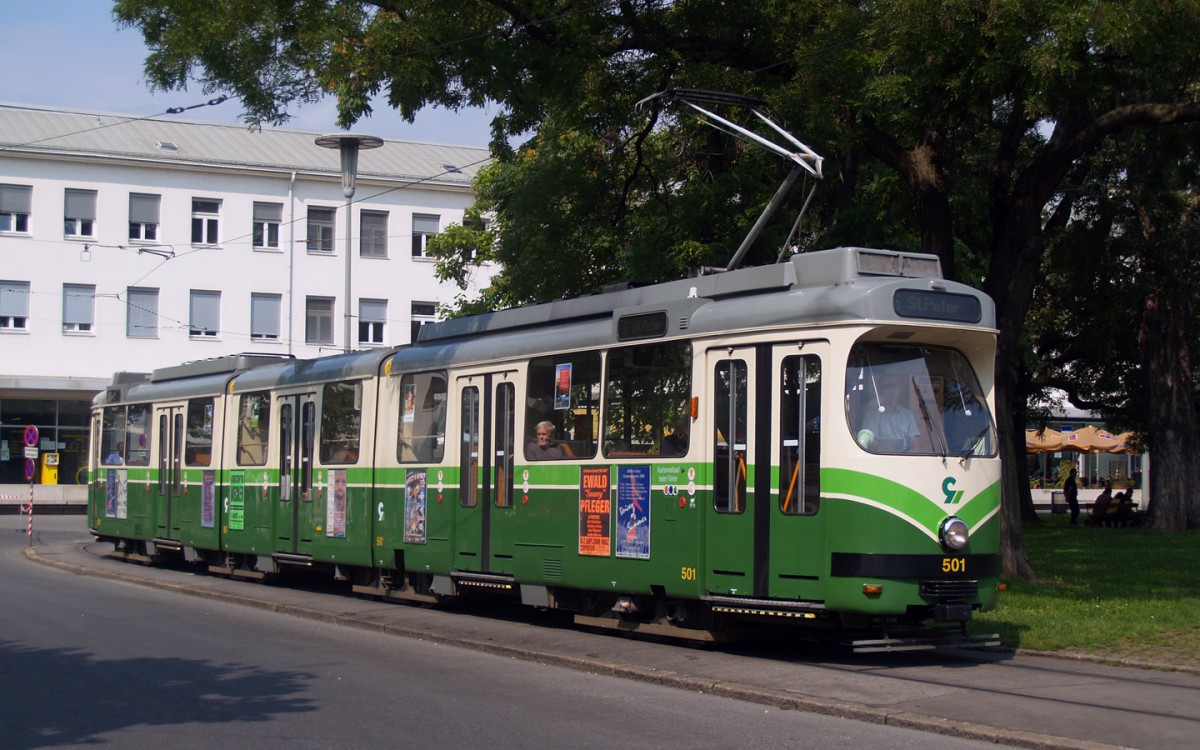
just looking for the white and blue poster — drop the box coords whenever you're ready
[105,468,128,519]
[616,465,650,559]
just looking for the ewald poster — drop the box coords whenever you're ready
[578,466,611,556]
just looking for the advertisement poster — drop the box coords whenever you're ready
[405,470,427,543]
[201,471,216,528]
[105,468,128,519]
[616,465,650,559]
[229,470,245,530]
[326,470,347,538]
[554,363,572,410]
[578,466,611,556]
[402,383,417,424]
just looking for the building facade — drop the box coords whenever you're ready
[0,104,492,495]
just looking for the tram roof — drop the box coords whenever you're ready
[418,247,947,345]
[228,347,396,393]
[386,247,994,371]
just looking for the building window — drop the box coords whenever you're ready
[191,198,221,245]
[307,207,335,253]
[62,283,95,333]
[189,290,221,338]
[412,214,440,258]
[64,188,97,238]
[250,293,281,341]
[359,298,386,345]
[0,184,32,233]
[360,210,388,258]
[305,296,334,344]
[411,301,437,342]
[126,287,159,338]
[252,202,283,249]
[0,280,30,330]
[129,193,160,241]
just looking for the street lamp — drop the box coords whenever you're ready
[315,132,383,352]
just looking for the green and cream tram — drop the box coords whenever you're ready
[91,246,1000,649]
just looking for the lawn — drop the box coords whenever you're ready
[971,515,1200,671]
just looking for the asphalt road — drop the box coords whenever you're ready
[3,516,999,750]
[8,514,1200,749]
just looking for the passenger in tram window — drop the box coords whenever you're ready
[104,442,124,465]
[527,420,566,459]
[858,375,920,452]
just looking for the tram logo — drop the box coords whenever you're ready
[942,477,965,505]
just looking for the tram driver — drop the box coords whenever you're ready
[857,375,921,452]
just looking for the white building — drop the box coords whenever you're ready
[0,103,493,495]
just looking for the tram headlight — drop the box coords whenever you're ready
[939,516,969,551]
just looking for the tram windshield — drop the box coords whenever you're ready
[845,343,995,457]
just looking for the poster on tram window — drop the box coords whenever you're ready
[105,468,128,519]
[578,466,611,556]
[405,470,427,543]
[554,363,572,410]
[616,465,650,559]
[326,470,347,538]
[201,471,216,528]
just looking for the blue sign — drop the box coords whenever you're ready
[23,425,39,447]
[24,458,36,481]
[616,465,650,559]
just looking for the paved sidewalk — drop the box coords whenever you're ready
[19,517,1200,750]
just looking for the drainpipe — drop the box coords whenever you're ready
[287,171,296,356]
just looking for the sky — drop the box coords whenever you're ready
[2,0,496,147]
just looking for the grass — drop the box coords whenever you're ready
[971,515,1200,670]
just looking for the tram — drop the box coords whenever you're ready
[88,245,1002,651]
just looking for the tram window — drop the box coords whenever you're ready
[319,381,362,464]
[397,371,447,464]
[124,404,152,466]
[495,382,516,507]
[237,392,270,466]
[279,402,294,501]
[846,343,995,457]
[780,355,821,515]
[525,351,601,460]
[602,341,692,458]
[460,387,480,507]
[101,406,127,465]
[713,360,747,513]
[185,398,214,466]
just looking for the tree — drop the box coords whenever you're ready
[117,1,1200,572]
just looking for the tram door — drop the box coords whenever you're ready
[276,393,318,556]
[453,372,517,573]
[154,404,186,539]
[704,343,825,598]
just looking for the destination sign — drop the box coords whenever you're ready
[893,289,982,324]
[617,311,668,341]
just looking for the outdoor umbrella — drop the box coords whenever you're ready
[1061,425,1120,454]
[1025,428,1065,453]
[1108,432,1137,455]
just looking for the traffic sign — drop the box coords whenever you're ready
[24,458,36,481]
[23,425,39,447]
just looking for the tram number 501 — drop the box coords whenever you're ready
[681,566,697,581]
[941,557,966,574]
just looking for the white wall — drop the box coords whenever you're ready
[1,155,492,387]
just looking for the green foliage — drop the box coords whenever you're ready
[117,1,1200,534]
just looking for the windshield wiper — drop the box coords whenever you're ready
[912,377,948,457]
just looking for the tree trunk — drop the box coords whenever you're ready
[986,202,1047,580]
[1138,236,1200,531]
